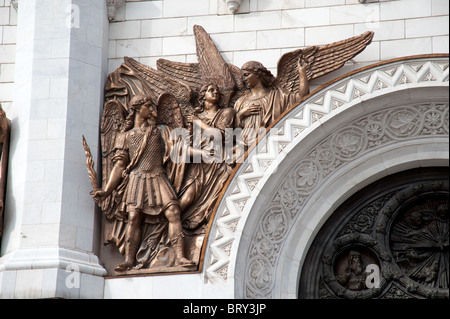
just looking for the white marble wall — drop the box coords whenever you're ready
[0,0,448,299]
[108,0,448,91]
[0,0,109,298]
[103,0,448,299]
[0,0,17,109]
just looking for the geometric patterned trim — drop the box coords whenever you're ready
[245,101,448,298]
[204,56,449,287]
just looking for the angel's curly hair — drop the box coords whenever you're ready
[122,94,155,132]
[241,61,277,88]
[194,83,222,114]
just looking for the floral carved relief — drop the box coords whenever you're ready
[244,102,449,298]
[204,57,449,292]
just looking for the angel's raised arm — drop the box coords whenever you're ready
[276,31,374,97]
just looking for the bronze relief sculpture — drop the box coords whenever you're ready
[92,95,193,271]
[0,103,11,242]
[84,25,374,275]
[299,167,449,299]
[235,31,373,156]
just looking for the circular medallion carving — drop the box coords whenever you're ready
[299,168,449,299]
[384,107,421,138]
[279,188,299,211]
[261,206,289,243]
[423,109,444,131]
[365,120,385,141]
[290,160,322,195]
[331,127,366,160]
[389,196,449,290]
[247,256,273,292]
[334,247,381,291]
[317,147,336,168]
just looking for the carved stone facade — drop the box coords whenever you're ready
[299,167,449,299]
[0,0,448,299]
[243,102,449,298]
[200,58,449,298]
[205,57,449,296]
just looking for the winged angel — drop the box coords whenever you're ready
[87,25,373,274]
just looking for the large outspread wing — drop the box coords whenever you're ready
[105,58,156,111]
[155,92,187,193]
[156,59,202,95]
[276,31,374,93]
[157,25,246,109]
[121,57,193,114]
[193,24,239,108]
[100,99,127,220]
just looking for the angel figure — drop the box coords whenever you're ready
[97,25,374,273]
[234,58,309,156]
[153,25,373,159]
[234,31,374,156]
[179,83,235,232]
[92,94,193,271]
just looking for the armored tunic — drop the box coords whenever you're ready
[114,125,178,217]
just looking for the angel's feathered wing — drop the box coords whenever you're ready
[156,25,246,108]
[155,93,187,193]
[99,93,187,246]
[106,56,194,116]
[98,99,126,237]
[276,31,374,93]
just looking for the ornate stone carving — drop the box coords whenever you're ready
[82,25,374,276]
[205,57,449,289]
[390,199,448,289]
[299,170,449,299]
[225,0,242,14]
[245,103,449,298]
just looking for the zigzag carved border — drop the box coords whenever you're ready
[202,55,449,284]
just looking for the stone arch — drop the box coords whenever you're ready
[297,166,449,299]
[202,55,449,298]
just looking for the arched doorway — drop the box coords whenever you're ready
[202,55,449,299]
[299,167,449,299]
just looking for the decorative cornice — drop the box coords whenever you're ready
[202,55,449,290]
